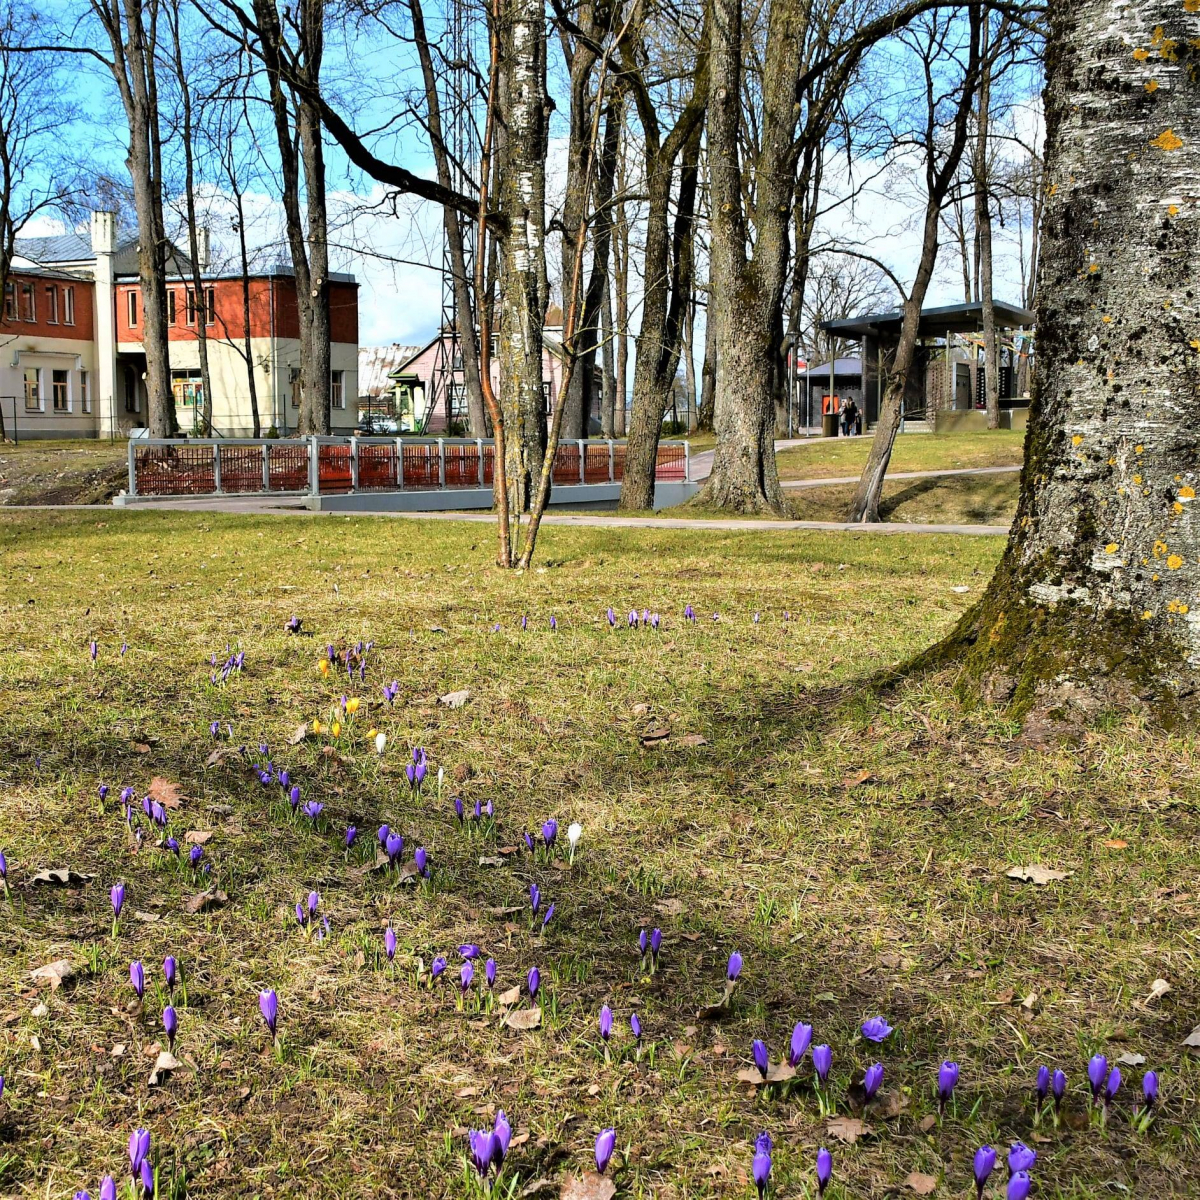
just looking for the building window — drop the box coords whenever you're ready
[290,368,301,408]
[127,290,138,327]
[3,281,14,320]
[52,369,69,412]
[204,288,215,325]
[20,283,35,322]
[331,369,345,409]
[80,369,90,413]
[45,286,58,324]
[172,368,204,411]
[167,290,176,323]
[23,367,40,411]
[63,286,74,325]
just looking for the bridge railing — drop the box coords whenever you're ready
[127,436,692,498]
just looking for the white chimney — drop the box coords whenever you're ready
[91,210,117,255]
[196,226,211,272]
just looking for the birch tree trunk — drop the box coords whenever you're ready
[973,20,1000,429]
[497,0,548,518]
[931,0,1200,723]
[600,274,616,437]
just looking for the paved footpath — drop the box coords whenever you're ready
[781,464,1020,489]
[8,498,1008,535]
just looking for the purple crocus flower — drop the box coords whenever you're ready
[165,837,179,855]
[140,1159,153,1195]
[816,1147,832,1196]
[286,615,302,633]
[405,762,416,788]
[302,801,323,820]
[1007,1172,1031,1200]
[1036,1064,1050,1104]
[1143,1069,1159,1108]
[90,640,98,662]
[639,929,648,956]
[789,1022,813,1066]
[162,1005,177,1048]
[486,958,497,987]
[345,826,357,848]
[937,1061,959,1111]
[289,785,301,810]
[99,784,109,802]
[684,604,695,621]
[455,797,465,823]
[600,1005,613,1042]
[100,1177,116,1200]
[542,818,558,848]
[607,607,616,627]
[651,613,660,629]
[973,1146,997,1199]
[863,1061,884,1101]
[542,903,555,929]
[752,1143,772,1197]
[1087,1054,1108,1101]
[307,891,319,919]
[530,883,540,917]
[1052,1068,1066,1109]
[595,1127,616,1175]
[163,956,177,991]
[431,956,447,979]
[130,960,145,999]
[385,927,397,961]
[630,1012,642,1041]
[549,615,557,631]
[473,800,482,820]
[860,1016,893,1042]
[523,831,534,852]
[1104,1066,1121,1105]
[459,944,481,959]
[0,850,6,883]
[485,799,494,818]
[727,951,742,981]
[521,614,527,630]
[189,845,204,866]
[377,824,390,847]
[385,832,404,863]
[469,1128,497,1177]
[296,903,308,927]
[128,1128,151,1175]
[628,610,638,628]
[1007,1142,1036,1174]
[460,962,474,993]
[111,883,126,918]
[259,989,278,1037]
[812,1043,832,1084]
[752,1038,769,1078]
[527,966,540,1000]
[650,928,662,957]
[415,847,428,876]
[494,1110,512,1164]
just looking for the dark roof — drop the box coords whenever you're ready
[801,357,862,378]
[821,299,1033,340]
[14,232,98,263]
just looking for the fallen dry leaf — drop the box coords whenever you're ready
[185,831,212,845]
[30,959,75,990]
[503,1007,542,1031]
[654,897,685,916]
[148,1050,182,1086]
[1117,1052,1146,1067]
[184,889,229,914]
[1005,864,1071,885]
[439,689,473,708]
[559,1173,616,1200]
[1102,838,1128,849]
[640,727,671,746]
[497,986,522,1007]
[918,1115,937,1132]
[288,723,309,745]
[842,769,875,788]
[675,733,708,748]
[1181,1024,1200,1049]
[904,1171,939,1195]
[826,1115,870,1144]
[1144,978,1172,1005]
[29,868,93,887]
[697,979,737,1021]
[148,777,184,810]
[736,1062,796,1087]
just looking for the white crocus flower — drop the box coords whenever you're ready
[375,732,387,754]
[437,765,445,796]
[567,822,583,863]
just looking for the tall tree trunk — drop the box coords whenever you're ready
[682,293,698,431]
[231,187,262,436]
[846,11,982,523]
[599,272,616,437]
[497,0,548,520]
[974,17,1002,430]
[929,0,1200,724]
[410,0,487,436]
[612,176,628,436]
[93,0,175,435]
[698,294,715,431]
[298,77,330,432]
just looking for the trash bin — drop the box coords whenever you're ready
[822,413,839,438]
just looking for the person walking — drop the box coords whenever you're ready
[839,397,850,437]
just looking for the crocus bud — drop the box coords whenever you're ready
[415,847,428,876]
[345,826,357,848]
[1007,1172,1032,1200]
[1087,1054,1108,1100]
[639,929,648,955]
[385,927,397,961]
[630,1012,642,1040]
[650,928,662,956]
[542,818,558,847]
[259,989,278,1037]
[163,1005,178,1048]
[1036,1064,1050,1103]
[485,958,496,987]
[494,1110,512,1164]
[1104,1067,1121,1105]
[1007,1142,1036,1175]
[289,785,301,810]
[100,1177,117,1200]
[599,1005,613,1042]
[128,1127,151,1174]
[527,966,539,999]
[789,1022,813,1067]
[377,824,390,846]
[163,956,177,991]
[973,1146,996,1199]
[937,1061,959,1111]
[111,883,126,917]
[430,956,446,979]
[568,822,582,853]
[595,1128,616,1175]
[816,1147,832,1195]
[727,951,742,981]
[1143,1069,1159,1108]
[530,883,540,916]
[130,960,145,999]
[863,1062,883,1101]
[752,1145,772,1197]
[1051,1068,1067,1108]
[375,732,386,754]
[752,1038,769,1078]
[460,962,474,993]
[812,1043,832,1083]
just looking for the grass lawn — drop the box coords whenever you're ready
[785,474,1021,527]
[775,432,1027,482]
[0,510,1196,1198]
[0,439,129,506]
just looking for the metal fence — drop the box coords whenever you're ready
[127,436,692,498]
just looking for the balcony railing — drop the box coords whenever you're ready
[127,436,691,498]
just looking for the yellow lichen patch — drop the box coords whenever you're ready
[1186,0,1200,13]
[1134,474,1144,485]
[1102,314,1113,323]
[1152,25,1164,43]
[1143,609,1154,620]
[1153,539,1168,556]
[1168,554,1184,569]
[1108,457,1117,466]
[1151,129,1184,151]
[1168,599,1191,614]
[1133,46,1150,59]
[1180,485,1196,500]
[1136,445,1144,454]
[1072,434,1084,446]
[1089,263,1100,273]
[1174,501,1184,514]
[1168,204,1180,216]
[1104,542,1120,554]
[1146,79,1160,92]
[1192,340,1200,351]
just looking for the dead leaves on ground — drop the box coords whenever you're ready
[559,1174,616,1200]
[503,1007,542,1031]
[29,868,92,887]
[184,889,229,914]
[148,777,184,809]
[697,979,737,1021]
[30,959,76,990]
[1005,864,1072,885]
[735,1061,796,1087]
[826,1115,871,1144]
